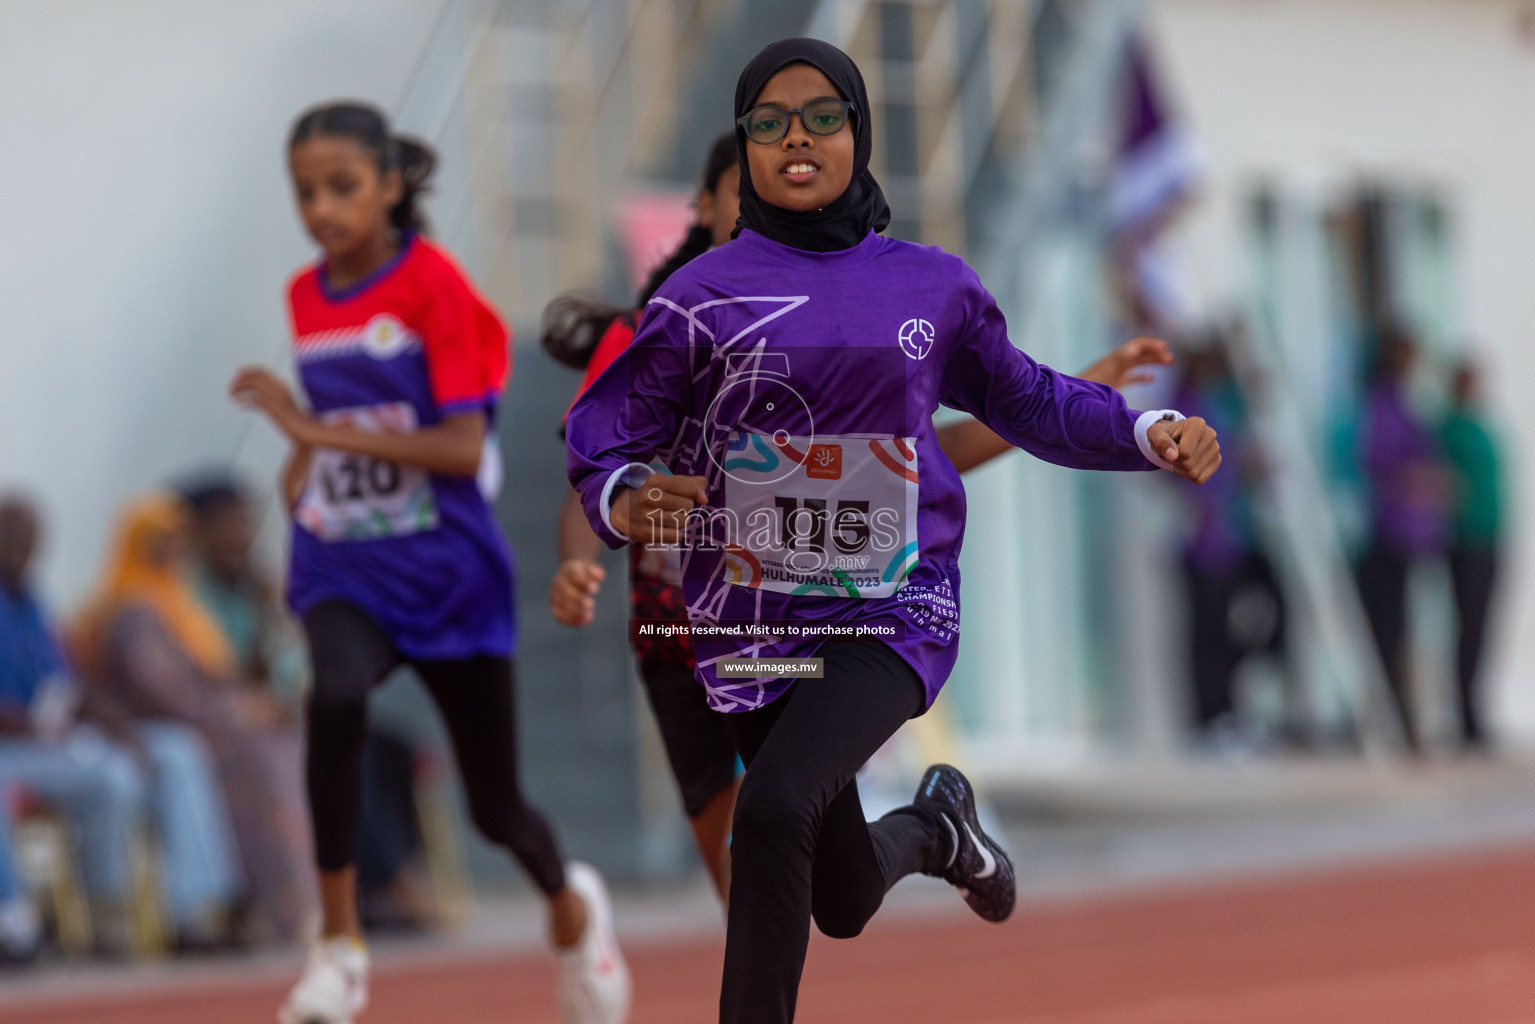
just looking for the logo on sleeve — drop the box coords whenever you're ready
[362,314,411,359]
[898,318,935,361]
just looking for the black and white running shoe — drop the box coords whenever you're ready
[916,764,1016,923]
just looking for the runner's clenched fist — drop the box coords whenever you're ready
[1146,416,1221,485]
[611,474,709,545]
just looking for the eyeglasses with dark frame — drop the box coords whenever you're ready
[736,97,855,145]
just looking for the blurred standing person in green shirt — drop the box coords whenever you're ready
[1441,359,1505,751]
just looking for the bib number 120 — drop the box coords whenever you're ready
[295,400,440,542]
[320,455,402,504]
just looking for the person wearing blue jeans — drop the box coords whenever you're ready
[0,797,40,961]
[0,730,141,923]
[0,496,241,946]
[136,722,243,936]
[0,726,243,939]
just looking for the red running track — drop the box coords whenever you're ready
[6,844,1535,1023]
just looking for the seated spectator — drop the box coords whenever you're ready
[180,476,306,720]
[72,494,316,943]
[0,795,40,963]
[0,494,241,952]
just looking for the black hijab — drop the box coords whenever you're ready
[733,37,891,253]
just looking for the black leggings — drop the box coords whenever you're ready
[1450,545,1499,746]
[303,600,565,895]
[1356,544,1417,749]
[639,658,738,818]
[720,641,946,1024]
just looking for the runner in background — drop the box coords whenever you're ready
[545,134,1173,904]
[230,101,628,1024]
[567,38,1218,1023]
[546,133,743,901]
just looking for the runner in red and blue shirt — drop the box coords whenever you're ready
[282,227,513,658]
[230,101,628,1024]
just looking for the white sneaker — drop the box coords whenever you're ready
[0,897,40,961]
[278,936,370,1024]
[558,862,631,1024]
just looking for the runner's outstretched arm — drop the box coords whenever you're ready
[937,336,1173,474]
[939,272,1218,482]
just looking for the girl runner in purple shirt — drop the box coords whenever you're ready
[548,135,1172,909]
[566,39,1219,1024]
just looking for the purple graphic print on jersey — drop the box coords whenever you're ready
[567,228,1157,711]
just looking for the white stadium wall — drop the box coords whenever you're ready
[0,0,449,606]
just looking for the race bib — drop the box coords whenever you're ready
[718,432,918,599]
[295,402,439,542]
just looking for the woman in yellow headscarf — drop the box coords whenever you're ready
[76,493,235,681]
[75,493,316,942]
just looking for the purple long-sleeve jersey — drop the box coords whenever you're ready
[1361,382,1448,557]
[567,228,1163,711]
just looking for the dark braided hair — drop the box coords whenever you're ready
[289,101,437,235]
[542,132,738,370]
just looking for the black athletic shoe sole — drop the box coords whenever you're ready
[916,764,1016,923]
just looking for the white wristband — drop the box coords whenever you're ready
[599,462,655,539]
[1134,409,1186,471]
